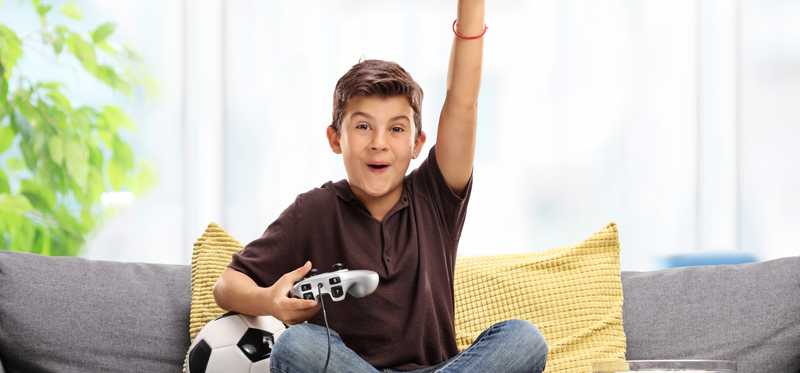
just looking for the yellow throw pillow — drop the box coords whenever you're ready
[454,223,626,373]
[188,222,244,340]
[188,222,626,372]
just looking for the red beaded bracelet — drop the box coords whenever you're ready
[452,19,488,40]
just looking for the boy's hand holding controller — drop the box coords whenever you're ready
[267,261,321,325]
[213,261,320,326]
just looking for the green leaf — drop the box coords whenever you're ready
[20,178,56,212]
[48,137,64,164]
[102,106,134,130]
[33,227,51,256]
[0,24,23,79]
[36,3,53,17]
[60,1,82,20]
[131,161,158,194]
[96,40,115,55]
[0,67,8,114]
[0,194,32,215]
[65,139,89,188]
[0,124,13,153]
[86,167,103,203]
[94,65,131,94]
[20,137,37,170]
[122,44,143,62]
[99,130,112,147]
[91,22,115,44]
[112,135,134,170]
[52,25,69,55]
[67,33,97,73]
[88,144,103,169]
[108,158,124,190]
[14,92,40,128]
[38,81,62,90]
[45,89,71,112]
[72,106,96,131]
[6,157,24,171]
[33,133,46,154]
[43,160,68,193]
[43,105,67,131]
[0,168,9,194]
[55,204,86,238]
[10,220,36,253]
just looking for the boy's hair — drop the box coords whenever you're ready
[330,59,423,139]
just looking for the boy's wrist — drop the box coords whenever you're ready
[248,285,274,316]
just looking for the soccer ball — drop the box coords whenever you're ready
[185,312,286,373]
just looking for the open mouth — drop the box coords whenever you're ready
[367,164,390,171]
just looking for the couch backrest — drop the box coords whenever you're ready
[0,251,190,373]
[3,250,798,373]
[620,256,800,373]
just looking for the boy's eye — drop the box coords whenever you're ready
[391,126,405,133]
[356,122,369,130]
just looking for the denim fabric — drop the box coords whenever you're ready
[271,319,547,373]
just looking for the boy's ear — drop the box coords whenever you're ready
[413,130,427,159]
[327,126,342,154]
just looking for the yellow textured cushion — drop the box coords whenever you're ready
[188,222,626,371]
[453,223,626,372]
[188,222,244,340]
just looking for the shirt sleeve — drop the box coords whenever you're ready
[228,197,306,288]
[411,145,473,243]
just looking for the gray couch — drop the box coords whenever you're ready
[0,251,798,373]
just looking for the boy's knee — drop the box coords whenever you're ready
[271,323,328,365]
[504,319,548,370]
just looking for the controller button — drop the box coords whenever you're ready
[331,286,344,298]
[301,284,312,291]
[303,292,314,300]
[329,276,341,285]
[333,263,345,271]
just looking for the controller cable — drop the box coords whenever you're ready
[318,283,331,373]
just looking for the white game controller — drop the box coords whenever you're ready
[291,263,379,302]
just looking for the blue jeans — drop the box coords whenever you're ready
[270,319,548,373]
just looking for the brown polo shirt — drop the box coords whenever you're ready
[229,145,472,370]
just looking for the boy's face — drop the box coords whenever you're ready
[327,95,426,202]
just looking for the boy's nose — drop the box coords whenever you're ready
[369,132,388,151]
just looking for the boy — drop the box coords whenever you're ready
[213,1,548,372]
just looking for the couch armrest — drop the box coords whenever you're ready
[0,251,190,373]
[621,256,800,373]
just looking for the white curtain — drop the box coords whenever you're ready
[71,0,799,270]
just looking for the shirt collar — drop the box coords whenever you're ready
[329,178,411,216]
[331,179,357,203]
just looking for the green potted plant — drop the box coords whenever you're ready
[0,0,156,256]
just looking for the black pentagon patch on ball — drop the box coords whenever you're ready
[216,310,239,320]
[188,339,212,373]
[237,328,275,362]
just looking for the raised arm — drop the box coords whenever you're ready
[435,0,485,195]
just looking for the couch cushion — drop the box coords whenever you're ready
[621,256,800,373]
[454,223,626,372]
[0,251,191,373]
[189,222,244,340]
